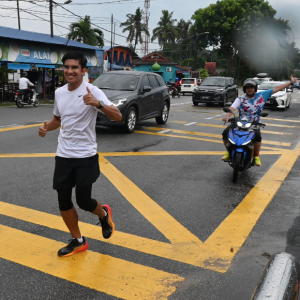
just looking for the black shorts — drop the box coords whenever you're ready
[53,154,100,190]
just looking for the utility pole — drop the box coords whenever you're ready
[17,0,21,30]
[142,0,150,57]
[193,32,209,70]
[110,14,113,71]
[50,0,53,37]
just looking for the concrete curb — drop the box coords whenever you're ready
[251,252,300,300]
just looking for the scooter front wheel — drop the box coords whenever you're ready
[33,99,40,107]
[232,152,242,183]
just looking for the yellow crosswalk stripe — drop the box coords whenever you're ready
[135,130,288,151]
[142,127,291,147]
[0,225,183,300]
[168,122,292,135]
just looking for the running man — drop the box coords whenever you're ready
[39,51,122,257]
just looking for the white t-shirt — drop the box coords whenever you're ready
[19,77,34,89]
[53,81,113,158]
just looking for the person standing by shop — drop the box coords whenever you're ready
[39,51,122,257]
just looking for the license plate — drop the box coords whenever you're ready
[266,100,272,104]
[184,85,191,87]
[201,96,210,99]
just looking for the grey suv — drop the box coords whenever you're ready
[92,71,170,132]
[192,77,238,107]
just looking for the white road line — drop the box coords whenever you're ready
[0,124,19,128]
[205,117,214,119]
[184,122,197,126]
[157,129,171,134]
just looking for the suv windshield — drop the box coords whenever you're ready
[202,78,226,86]
[93,74,139,91]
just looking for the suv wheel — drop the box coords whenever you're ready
[124,107,137,133]
[156,102,169,124]
[221,94,228,107]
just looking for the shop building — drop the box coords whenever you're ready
[102,46,139,71]
[132,52,191,82]
[0,25,104,101]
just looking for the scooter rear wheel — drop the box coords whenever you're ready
[233,152,242,183]
[16,96,24,108]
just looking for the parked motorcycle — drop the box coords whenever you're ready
[223,107,268,183]
[15,86,40,108]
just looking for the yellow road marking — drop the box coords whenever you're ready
[0,149,295,273]
[0,224,183,300]
[135,130,288,151]
[205,142,300,263]
[141,127,291,147]
[191,123,291,135]
[214,119,298,128]
[170,121,292,135]
[0,123,43,132]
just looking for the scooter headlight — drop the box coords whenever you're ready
[237,121,243,128]
[245,123,251,128]
[242,140,251,145]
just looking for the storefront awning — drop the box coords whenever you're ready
[7,63,31,70]
[35,64,55,69]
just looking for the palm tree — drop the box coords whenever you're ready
[121,8,150,52]
[67,16,104,47]
[176,19,192,42]
[151,10,178,51]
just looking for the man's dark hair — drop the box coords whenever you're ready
[62,51,87,69]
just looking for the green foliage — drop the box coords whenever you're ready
[0,65,7,83]
[198,68,209,79]
[151,10,178,50]
[121,8,149,52]
[191,0,300,79]
[67,16,104,47]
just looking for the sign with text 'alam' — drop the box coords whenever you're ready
[0,41,102,67]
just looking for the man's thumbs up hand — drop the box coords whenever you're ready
[39,121,48,137]
[83,86,98,107]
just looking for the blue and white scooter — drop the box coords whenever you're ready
[223,107,268,183]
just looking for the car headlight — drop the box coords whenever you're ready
[215,88,224,92]
[111,98,127,106]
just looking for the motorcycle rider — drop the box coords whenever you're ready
[175,78,181,94]
[19,72,35,102]
[222,75,297,166]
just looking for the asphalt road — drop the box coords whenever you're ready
[1,88,300,300]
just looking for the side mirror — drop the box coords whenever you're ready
[259,112,268,117]
[143,86,151,93]
[223,107,231,113]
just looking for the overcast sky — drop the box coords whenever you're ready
[0,0,299,56]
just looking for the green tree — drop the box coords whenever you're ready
[121,8,150,52]
[151,10,178,51]
[199,68,209,79]
[67,16,104,47]
[191,0,298,78]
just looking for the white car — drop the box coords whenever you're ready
[257,81,292,110]
[180,78,198,94]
